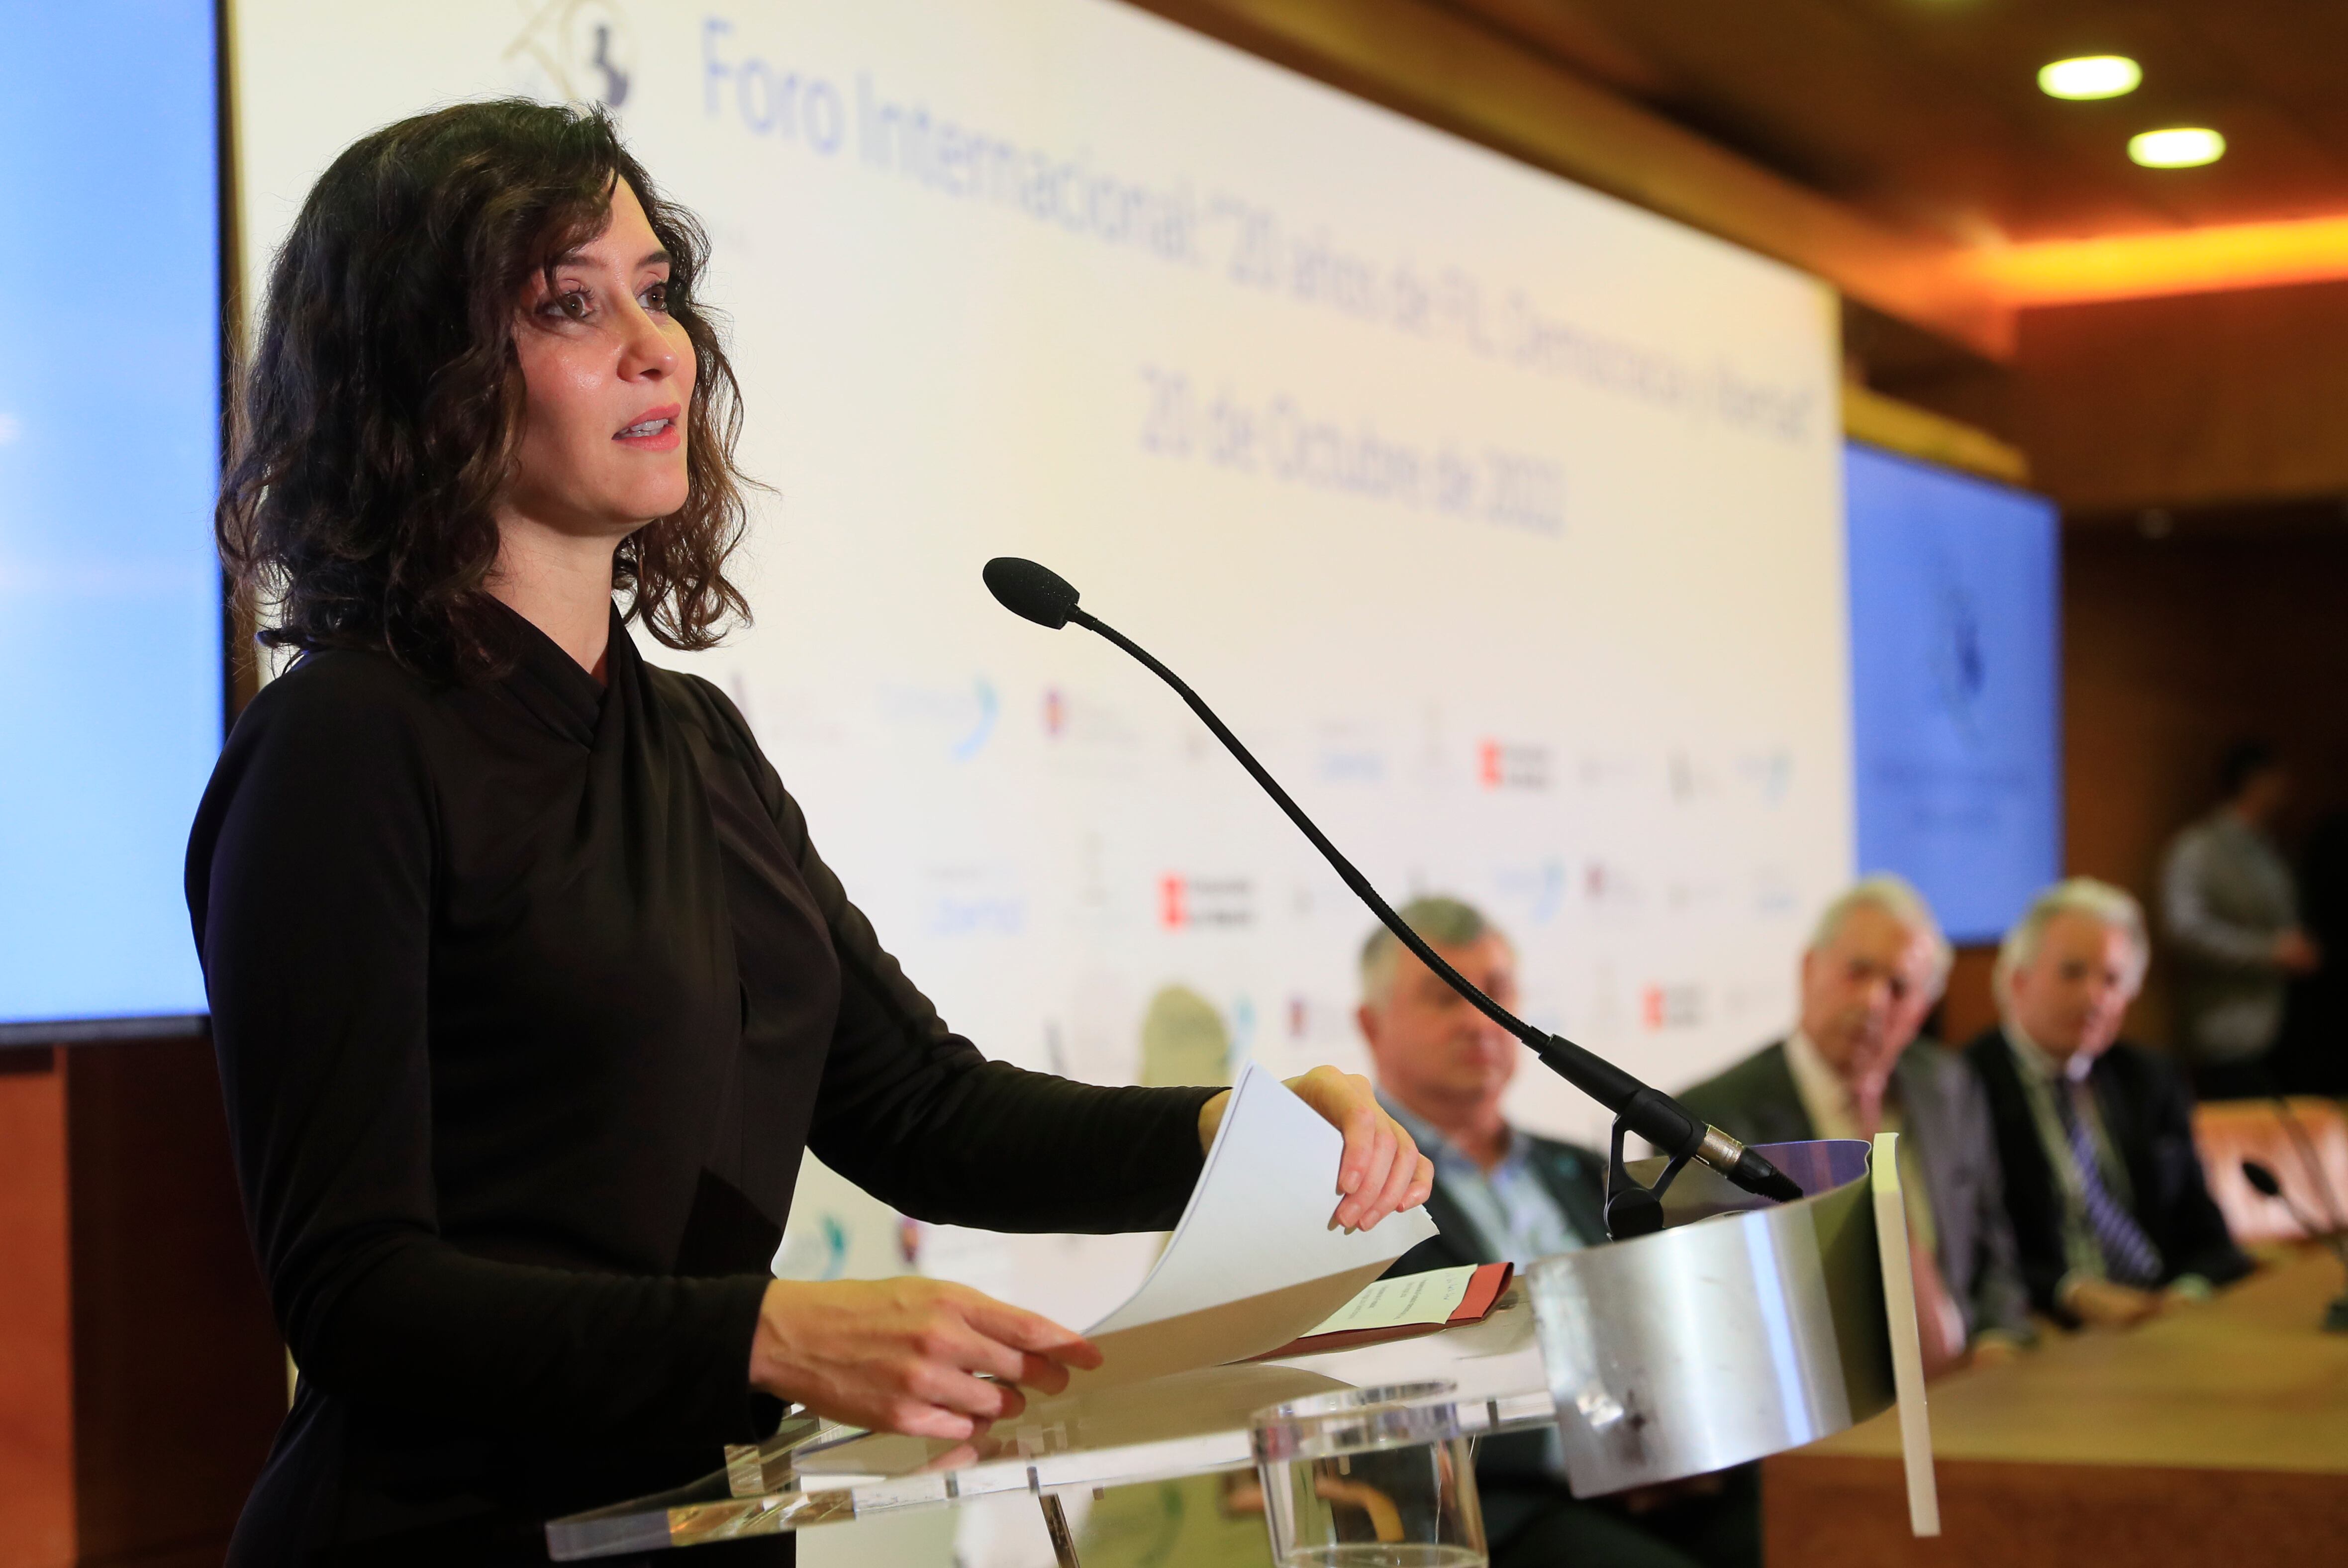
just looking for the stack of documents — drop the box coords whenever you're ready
[1073,1062,1438,1387]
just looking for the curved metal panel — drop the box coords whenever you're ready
[1526,1139,1892,1495]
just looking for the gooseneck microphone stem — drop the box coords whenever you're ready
[1075,608,1640,1103]
[2244,1162,2348,1274]
[1025,586,1801,1215]
[2243,1159,2348,1332]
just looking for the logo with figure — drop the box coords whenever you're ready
[1929,552,1988,745]
[505,0,634,109]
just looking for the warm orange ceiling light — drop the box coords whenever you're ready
[1974,214,2348,305]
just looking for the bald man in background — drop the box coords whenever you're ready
[1365,896,1757,1568]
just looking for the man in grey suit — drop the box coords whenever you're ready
[1678,876,2034,1372]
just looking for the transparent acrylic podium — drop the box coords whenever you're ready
[548,1138,1932,1565]
[1252,1381,1489,1567]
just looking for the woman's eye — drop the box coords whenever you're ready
[641,281,670,312]
[541,289,592,321]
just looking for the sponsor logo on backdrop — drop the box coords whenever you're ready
[1492,858,1569,924]
[1478,739,1550,790]
[1734,748,1794,806]
[876,677,997,761]
[1641,982,1704,1031]
[1667,750,1721,803]
[1663,876,1726,913]
[1575,752,1641,790]
[1316,721,1388,784]
[1750,865,1799,917]
[954,680,998,761]
[1582,859,1640,914]
[1159,874,1254,930]
[921,863,1023,938]
[1714,977,1779,1030]
[772,1214,848,1281]
[1041,686,1140,747]
[505,0,634,108]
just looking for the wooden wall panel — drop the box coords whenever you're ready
[2018,281,2348,512]
[0,1051,74,1568]
[2062,529,2348,1050]
[64,1039,283,1568]
[0,1039,283,1568]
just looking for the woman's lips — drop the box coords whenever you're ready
[614,411,682,453]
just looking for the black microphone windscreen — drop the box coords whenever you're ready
[983,557,1081,629]
[2243,1159,2283,1197]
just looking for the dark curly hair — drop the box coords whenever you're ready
[218,99,753,681]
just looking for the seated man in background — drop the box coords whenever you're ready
[1678,876,2033,1372]
[1967,879,2253,1329]
[1363,896,1755,1568]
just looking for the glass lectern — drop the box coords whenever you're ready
[549,1138,1934,1566]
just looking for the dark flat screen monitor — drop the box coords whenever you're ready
[1846,441,2061,946]
[0,2,221,1040]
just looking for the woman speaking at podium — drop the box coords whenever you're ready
[190,100,1429,1566]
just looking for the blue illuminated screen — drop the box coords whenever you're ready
[1846,442,2060,945]
[0,2,220,1033]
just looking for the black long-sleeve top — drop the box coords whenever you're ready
[188,604,1216,1562]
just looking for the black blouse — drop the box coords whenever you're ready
[187,605,1214,1562]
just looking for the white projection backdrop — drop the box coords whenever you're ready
[234,0,1848,1347]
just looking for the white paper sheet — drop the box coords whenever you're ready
[1299,1264,1477,1338]
[1070,1063,1438,1385]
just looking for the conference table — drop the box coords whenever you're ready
[1764,1245,2348,1565]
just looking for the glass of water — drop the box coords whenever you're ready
[1250,1380,1488,1568]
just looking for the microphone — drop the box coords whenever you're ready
[984,556,1804,1229]
[2241,1159,2348,1333]
[2271,1095,2348,1235]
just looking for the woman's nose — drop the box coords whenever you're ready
[617,305,679,380]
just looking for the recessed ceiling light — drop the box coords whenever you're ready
[2039,55,2142,100]
[2129,128,2226,169]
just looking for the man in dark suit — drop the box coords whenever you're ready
[1677,877,2034,1372]
[1967,879,2253,1329]
[1364,897,1755,1568]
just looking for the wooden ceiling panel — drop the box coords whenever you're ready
[1442,0,2348,244]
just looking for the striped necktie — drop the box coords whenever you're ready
[2054,1081,2163,1287]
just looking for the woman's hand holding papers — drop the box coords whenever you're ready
[749,1277,1102,1439]
[1197,1065,1435,1233]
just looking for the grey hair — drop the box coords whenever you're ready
[1809,874,1954,1001]
[1993,878,2150,1003]
[1360,895,1506,1007]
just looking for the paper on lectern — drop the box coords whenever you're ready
[1071,1062,1437,1387]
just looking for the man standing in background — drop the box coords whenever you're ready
[2161,739,2322,1099]
[1361,896,1755,1568]
[1677,876,2034,1373]
[1967,880,2252,1329]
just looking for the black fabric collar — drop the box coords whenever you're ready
[485,598,627,748]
